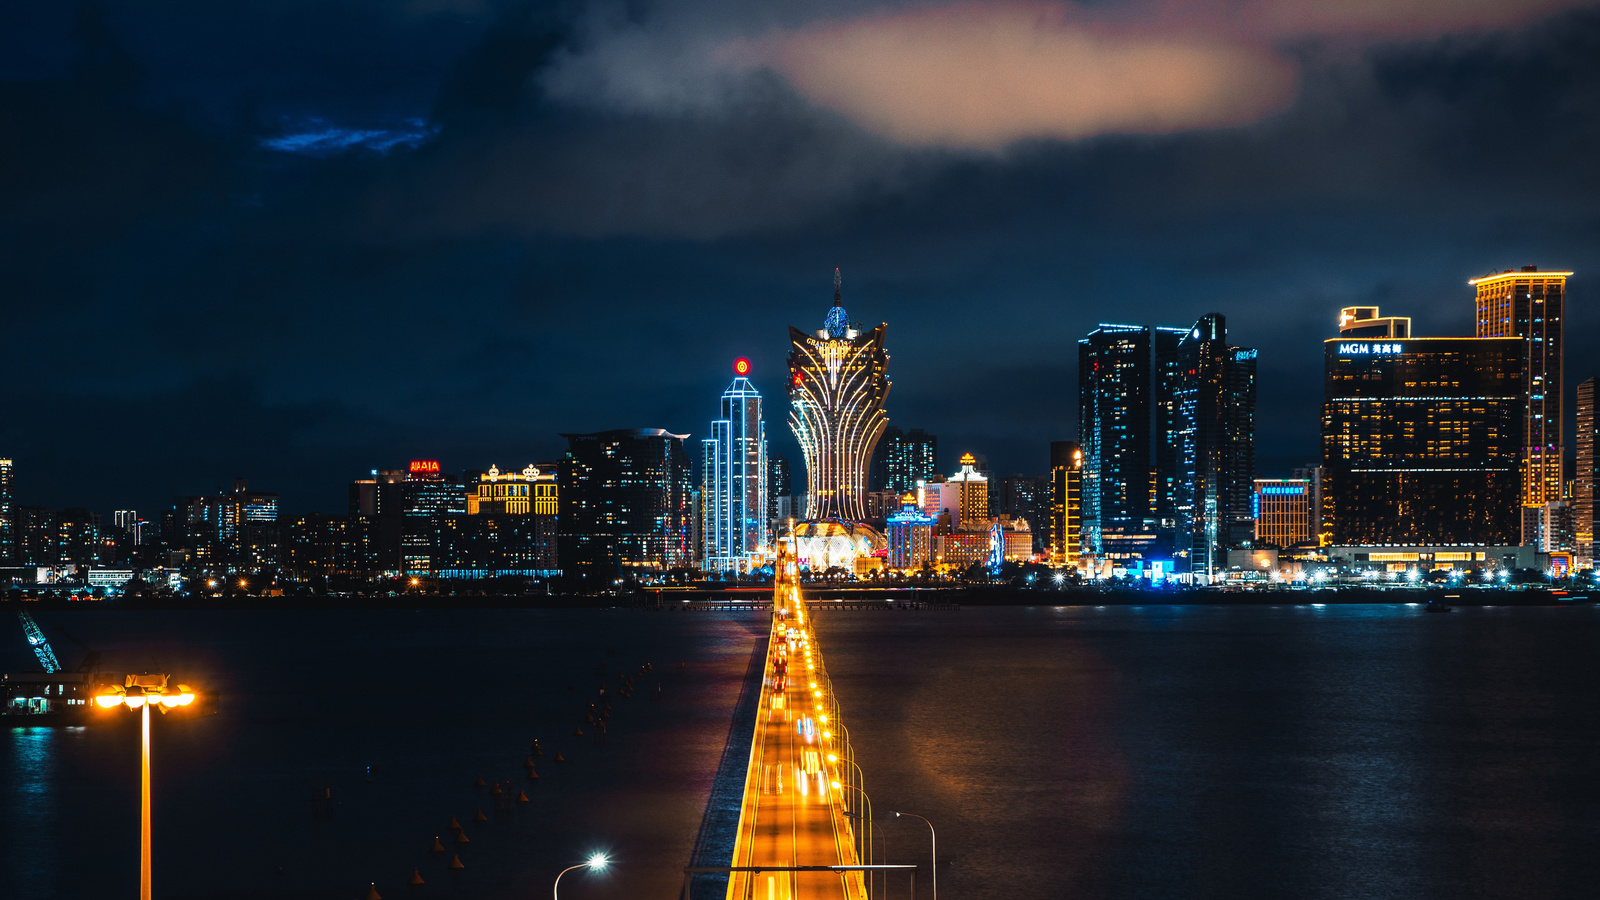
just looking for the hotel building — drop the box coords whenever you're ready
[787,269,891,522]
[702,360,769,572]
[1471,266,1570,510]
[1322,306,1524,546]
[1253,479,1313,548]
[1049,441,1083,569]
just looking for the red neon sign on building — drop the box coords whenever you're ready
[734,357,751,376]
[409,459,441,475]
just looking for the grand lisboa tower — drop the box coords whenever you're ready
[787,269,891,522]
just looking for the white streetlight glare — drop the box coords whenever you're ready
[554,854,611,898]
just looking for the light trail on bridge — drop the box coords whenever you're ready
[725,545,871,900]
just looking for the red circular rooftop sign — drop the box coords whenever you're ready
[734,357,751,376]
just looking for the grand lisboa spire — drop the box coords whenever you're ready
[787,269,891,522]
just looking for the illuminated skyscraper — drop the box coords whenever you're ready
[1322,310,1524,546]
[938,454,989,528]
[1077,323,1185,558]
[0,458,13,564]
[872,426,937,494]
[1471,266,1571,507]
[1577,377,1597,562]
[1174,314,1257,577]
[1049,441,1083,568]
[559,429,693,583]
[787,269,890,522]
[400,461,466,574]
[702,358,769,572]
[767,454,791,532]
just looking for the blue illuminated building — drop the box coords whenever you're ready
[702,360,769,572]
[1174,313,1257,578]
[1077,323,1185,561]
[885,498,936,570]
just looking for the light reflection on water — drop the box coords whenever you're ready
[815,603,1600,900]
[0,609,764,900]
[3,726,64,898]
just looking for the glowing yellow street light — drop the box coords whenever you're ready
[97,674,197,900]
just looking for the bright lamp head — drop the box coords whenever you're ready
[586,853,609,870]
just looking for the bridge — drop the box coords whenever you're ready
[719,547,877,900]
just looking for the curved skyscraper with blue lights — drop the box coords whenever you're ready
[787,270,891,522]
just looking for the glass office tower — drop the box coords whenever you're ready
[1174,314,1257,577]
[559,429,693,583]
[1077,323,1185,558]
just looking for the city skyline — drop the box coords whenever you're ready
[3,4,1599,518]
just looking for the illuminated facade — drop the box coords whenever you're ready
[885,496,936,569]
[1577,377,1597,562]
[1472,267,1569,508]
[467,464,554,516]
[1322,318,1524,547]
[0,458,12,563]
[992,474,1050,553]
[767,454,791,535]
[559,429,693,581]
[787,269,891,522]
[1253,479,1312,548]
[173,478,281,569]
[873,426,936,494]
[1049,441,1083,568]
[791,519,885,572]
[942,454,989,528]
[285,514,375,579]
[401,462,467,574]
[1078,323,1185,556]
[702,361,769,572]
[1174,314,1257,577]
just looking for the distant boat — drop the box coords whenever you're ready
[1425,596,1455,613]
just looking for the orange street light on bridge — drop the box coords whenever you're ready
[96,674,196,900]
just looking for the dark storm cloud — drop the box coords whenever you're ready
[1,0,1599,514]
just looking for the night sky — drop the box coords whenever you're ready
[3,1,1599,517]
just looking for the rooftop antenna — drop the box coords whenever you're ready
[824,268,850,338]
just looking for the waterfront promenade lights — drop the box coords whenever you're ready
[892,811,937,900]
[553,853,609,899]
[96,674,196,900]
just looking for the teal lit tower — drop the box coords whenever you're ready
[1174,314,1257,578]
[702,358,769,572]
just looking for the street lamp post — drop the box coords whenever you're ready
[831,779,876,897]
[96,674,196,900]
[892,811,937,900]
[553,853,609,899]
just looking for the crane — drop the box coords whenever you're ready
[18,610,63,673]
